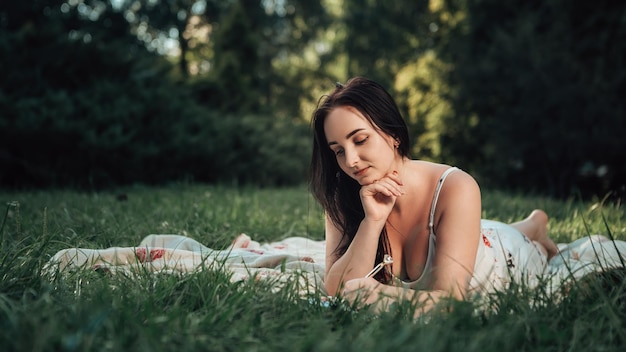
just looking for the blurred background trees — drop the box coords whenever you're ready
[0,0,624,199]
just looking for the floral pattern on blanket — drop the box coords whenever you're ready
[45,233,327,295]
[45,233,626,298]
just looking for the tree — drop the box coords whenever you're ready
[0,0,206,187]
[433,0,626,198]
[209,0,261,112]
[339,0,431,86]
[125,0,222,77]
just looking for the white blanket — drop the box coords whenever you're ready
[45,234,327,295]
[45,233,626,297]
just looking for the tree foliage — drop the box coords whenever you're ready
[0,0,624,198]
[432,0,626,198]
[340,0,432,85]
[0,0,311,188]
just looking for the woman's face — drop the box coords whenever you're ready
[324,106,399,185]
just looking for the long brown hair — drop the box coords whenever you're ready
[309,77,410,282]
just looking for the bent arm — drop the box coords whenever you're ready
[429,170,482,300]
[341,170,482,315]
[342,277,453,318]
[324,215,385,295]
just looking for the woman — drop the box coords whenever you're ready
[309,77,559,315]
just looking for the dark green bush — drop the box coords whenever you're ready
[199,114,312,186]
[435,0,626,198]
[0,78,311,188]
[0,2,310,189]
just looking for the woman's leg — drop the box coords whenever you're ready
[510,209,559,259]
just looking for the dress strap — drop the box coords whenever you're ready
[428,167,459,237]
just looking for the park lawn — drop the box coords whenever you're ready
[0,184,625,351]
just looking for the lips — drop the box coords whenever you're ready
[353,167,370,177]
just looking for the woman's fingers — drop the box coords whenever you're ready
[342,277,380,305]
[359,172,405,221]
[387,170,404,186]
[363,175,405,197]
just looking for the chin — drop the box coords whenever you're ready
[357,176,374,186]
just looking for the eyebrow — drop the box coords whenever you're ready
[328,128,365,146]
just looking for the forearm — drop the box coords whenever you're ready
[363,284,451,318]
[380,286,450,318]
[325,219,386,295]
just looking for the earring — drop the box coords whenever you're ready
[394,140,400,148]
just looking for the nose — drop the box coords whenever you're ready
[344,147,360,167]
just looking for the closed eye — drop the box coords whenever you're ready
[355,136,368,145]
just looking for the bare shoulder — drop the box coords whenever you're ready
[405,161,481,214]
[411,161,479,192]
[445,168,480,193]
[436,167,482,217]
[441,168,480,199]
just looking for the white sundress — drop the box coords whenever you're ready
[398,167,548,295]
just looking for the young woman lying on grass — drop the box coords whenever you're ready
[309,77,562,316]
[41,76,624,319]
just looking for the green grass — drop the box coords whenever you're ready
[0,184,625,351]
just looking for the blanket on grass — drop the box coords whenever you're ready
[45,233,626,297]
[45,234,327,295]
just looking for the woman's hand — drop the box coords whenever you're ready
[342,277,385,308]
[342,277,404,314]
[359,172,405,222]
[343,278,449,318]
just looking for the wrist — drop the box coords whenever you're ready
[360,218,387,235]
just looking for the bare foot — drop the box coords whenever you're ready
[526,210,559,259]
[510,209,559,259]
[230,233,251,249]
